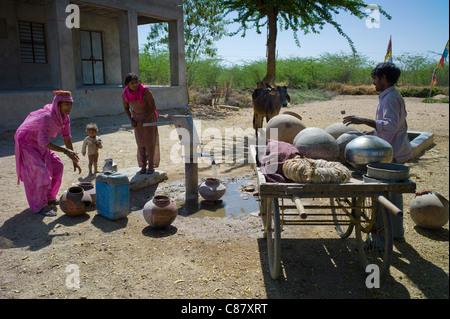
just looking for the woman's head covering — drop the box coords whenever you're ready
[50,90,73,127]
[16,90,73,135]
[53,90,73,101]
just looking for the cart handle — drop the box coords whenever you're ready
[374,195,403,217]
[293,196,308,219]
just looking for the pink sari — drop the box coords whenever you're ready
[14,93,73,212]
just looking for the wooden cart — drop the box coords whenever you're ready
[251,145,416,279]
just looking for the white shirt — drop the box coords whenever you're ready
[82,136,103,156]
[374,86,412,163]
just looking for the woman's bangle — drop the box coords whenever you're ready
[64,148,68,154]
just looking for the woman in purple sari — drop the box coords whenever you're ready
[122,73,160,174]
[14,90,81,216]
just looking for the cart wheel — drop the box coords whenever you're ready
[355,197,393,277]
[330,197,355,238]
[265,197,281,279]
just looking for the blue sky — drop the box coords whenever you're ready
[138,0,449,65]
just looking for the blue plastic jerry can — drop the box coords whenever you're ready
[95,171,130,220]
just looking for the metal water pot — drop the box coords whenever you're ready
[344,135,393,171]
[103,158,117,172]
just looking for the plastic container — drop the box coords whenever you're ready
[96,171,130,220]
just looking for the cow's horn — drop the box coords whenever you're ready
[286,75,293,88]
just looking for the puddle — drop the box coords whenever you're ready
[176,177,260,218]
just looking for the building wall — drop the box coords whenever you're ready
[0,0,187,131]
[0,0,53,90]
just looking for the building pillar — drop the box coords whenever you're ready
[119,9,139,82]
[168,19,186,87]
[45,0,76,90]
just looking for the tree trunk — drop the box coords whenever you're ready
[263,9,278,84]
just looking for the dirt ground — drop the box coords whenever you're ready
[0,94,448,300]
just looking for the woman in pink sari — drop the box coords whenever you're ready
[122,73,160,174]
[14,90,81,216]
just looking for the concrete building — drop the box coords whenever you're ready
[0,0,187,131]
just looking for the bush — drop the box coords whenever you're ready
[139,50,450,99]
[398,86,443,98]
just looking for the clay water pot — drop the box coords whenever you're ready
[293,127,339,161]
[198,178,226,201]
[325,122,358,139]
[410,191,449,229]
[77,182,96,205]
[143,195,178,228]
[265,114,306,144]
[59,186,92,216]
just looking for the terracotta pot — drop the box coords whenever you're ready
[325,122,358,139]
[77,182,96,205]
[59,186,92,216]
[293,127,339,161]
[410,191,449,229]
[265,114,306,144]
[198,178,226,201]
[143,195,178,228]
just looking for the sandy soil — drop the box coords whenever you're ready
[0,94,448,300]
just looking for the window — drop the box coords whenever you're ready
[18,21,47,63]
[80,30,105,85]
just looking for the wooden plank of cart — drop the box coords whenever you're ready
[250,145,416,279]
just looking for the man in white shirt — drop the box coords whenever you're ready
[343,62,412,242]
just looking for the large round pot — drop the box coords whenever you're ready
[143,195,178,228]
[410,191,449,229]
[293,127,339,161]
[344,135,393,171]
[59,186,92,216]
[336,131,364,163]
[198,178,226,201]
[77,182,96,205]
[325,122,358,139]
[266,114,306,144]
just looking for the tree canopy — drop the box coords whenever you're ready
[221,0,391,84]
[144,0,231,80]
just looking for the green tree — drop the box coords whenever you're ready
[221,0,391,84]
[144,0,232,82]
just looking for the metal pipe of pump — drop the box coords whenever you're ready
[171,115,201,212]
[122,115,201,212]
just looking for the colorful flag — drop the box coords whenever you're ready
[431,40,449,88]
[439,40,449,69]
[384,36,392,62]
[431,66,438,88]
